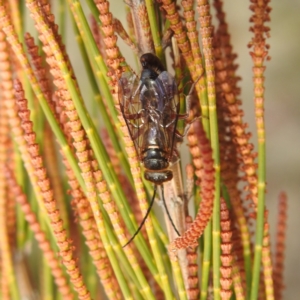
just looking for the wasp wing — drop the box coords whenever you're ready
[138,71,180,162]
[119,71,145,159]
[119,70,180,163]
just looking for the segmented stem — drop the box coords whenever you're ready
[14,80,91,299]
[273,192,287,300]
[248,1,271,298]
[170,121,214,249]
[220,199,233,300]
[5,167,74,299]
[197,2,222,299]
[0,33,20,298]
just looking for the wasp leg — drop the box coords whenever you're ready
[130,124,145,140]
[162,28,173,50]
[161,184,180,237]
[123,112,142,120]
[182,72,205,118]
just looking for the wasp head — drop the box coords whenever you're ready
[140,53,165,75]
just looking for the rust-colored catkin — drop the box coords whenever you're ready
[24,32,56,114]
[37,0,75,77]
[181,0,203,75]
[137,3,154,53]
[185,216,200,300]
[231,258,246,299]
[126,1,154,55]
[94,0,156,261]
[68,173,122,300]
[213,33,251,288]
[5,167,74,299]
[187,123,204,184]
[126,8,136,46]
[95,0,125,79]
[0,93,15,248]
[13,80,91,300]
[56,130,121,299]
[5,183,16,248]
[213,0,258,209]
[101,130,145,234]
[231,222,247,292]
[27,4,124,298]
[113,18,139,55]
[8,0,22,36]
[170,121,214,249]
[0,29,19,299]
[261,212,274,300]
[220,199,233,300]
[159,0,196,78]
[0,252,9,300]
[249,2,274,300]
[273,192,287,300]
[213,0,240,81]
[248,0,271,204]
[90,15,107,60]
[259,269,266,300]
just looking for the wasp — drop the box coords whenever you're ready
[119,53,193,246]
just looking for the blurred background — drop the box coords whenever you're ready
[49,0,300,298]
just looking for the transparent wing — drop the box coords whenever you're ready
[119,70,180,162]
[119,71,145,159]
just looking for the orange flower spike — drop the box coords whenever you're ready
[273,192,287,300]
[159,0,196,78]
[137,4,155,54]
[181,0,204,75]
[14,80,91,300]
[170,121,214,249]
[63,150,121,300]
[5,167,74,299]
[113,18,139,55]
[213,13,253,289]
[185,216,200,300]
[0,31,18,300]
[220,199,233,300]
[262,217,274,300]
[95,0,124,76]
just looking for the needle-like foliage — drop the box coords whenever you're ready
[0,0,288,299]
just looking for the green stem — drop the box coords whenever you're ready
[70,1,118,123]
[201,221,212,300]
[210,112,221,300]
[145,0,163,61]
[85,0,100,21]
[68,4,134,185]
[33,2,166,288]
[250,142,266,300]
[171,259,188,300]
[95,215,133,299]
[43,260,53,300]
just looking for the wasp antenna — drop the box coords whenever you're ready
[161,184,181,237]
[123,185,157,248]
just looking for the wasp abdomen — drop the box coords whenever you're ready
[143,148,172,184]
[143,148,168,170]
[144,170,173,184]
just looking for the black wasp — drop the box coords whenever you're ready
[119,53,190,247]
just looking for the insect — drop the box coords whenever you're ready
[119,53,192,247]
